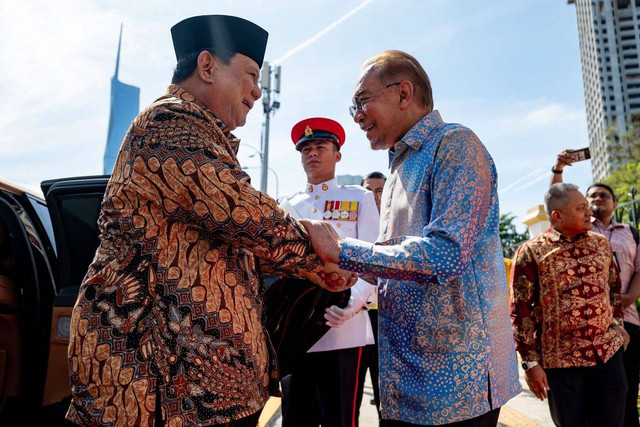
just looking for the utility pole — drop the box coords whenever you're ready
[260,62,281,193]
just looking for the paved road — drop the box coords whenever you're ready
[259,365,555,426]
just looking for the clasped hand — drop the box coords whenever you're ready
[316,263,358,292]
[298,219,357,292]
[299,219,342,263]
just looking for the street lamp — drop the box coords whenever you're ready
[260,61,282,193]
[240,144,263,160]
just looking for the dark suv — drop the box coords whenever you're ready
[0,175,109,424]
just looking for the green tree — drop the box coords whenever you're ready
[603,123,640,224]
[499,213,529,258]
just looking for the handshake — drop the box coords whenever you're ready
[297,218,349,290]
[298,219,373,328]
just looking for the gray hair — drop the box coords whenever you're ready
[544,183,580,217]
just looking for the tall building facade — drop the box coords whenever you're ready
[104,25,140,174]
[569,0,640,181]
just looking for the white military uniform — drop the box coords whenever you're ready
[279,178,380,352]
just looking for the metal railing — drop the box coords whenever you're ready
[614,197,640,226]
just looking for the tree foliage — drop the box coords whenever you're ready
[603,123,640,224]
[499,213,529,258]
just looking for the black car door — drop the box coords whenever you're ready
[0,187,55,422]
[39,176,108,416]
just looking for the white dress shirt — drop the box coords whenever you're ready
[279,178,380,351]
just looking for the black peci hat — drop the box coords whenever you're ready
[171,15,269,68]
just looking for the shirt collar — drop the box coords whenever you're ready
[592,216,623,229]
[165,84,241,154]
[547,225,588,242]
[400,110,443,150]
[388,110,443,167]
[305,178,337,194]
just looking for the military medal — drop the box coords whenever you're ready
[323,201,333,219]
[349,201,359,221]
[324,200,359,221]
[331,201,340,219]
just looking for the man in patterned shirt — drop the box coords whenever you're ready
[66,15,355,427]
[301,50,520,426]
[511,183,629,426]
[552,150,640,427]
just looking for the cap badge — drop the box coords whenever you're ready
[304,125,313,137]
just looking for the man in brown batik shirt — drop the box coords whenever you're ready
[511,183,628,426]
[66,15,355,427]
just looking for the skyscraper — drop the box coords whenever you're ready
[569,0,640,181]
[104,25,140,174]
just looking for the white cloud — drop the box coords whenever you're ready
[518,103,584,127]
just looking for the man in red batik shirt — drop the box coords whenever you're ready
[511,183,630,426]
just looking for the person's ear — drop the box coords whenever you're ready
[551,210,562,222]
[197,51,217,84]
[398,80,414,111]
[336,150,342,163]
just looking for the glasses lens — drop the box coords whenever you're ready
[349,105,356,117]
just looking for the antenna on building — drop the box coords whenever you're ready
[114,23,123,79]
[103,23,140,175]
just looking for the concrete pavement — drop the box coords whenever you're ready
[258,366,555,427]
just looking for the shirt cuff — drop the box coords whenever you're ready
[338,237,375,275]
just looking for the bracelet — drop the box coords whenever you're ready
[551,167,563,174]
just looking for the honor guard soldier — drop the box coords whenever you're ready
[278,117,380,427]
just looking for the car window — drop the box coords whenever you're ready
[27,194,56,255]
[54,194,102,287]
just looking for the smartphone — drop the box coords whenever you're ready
[569,147,591,162]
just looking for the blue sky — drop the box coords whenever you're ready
[0,0,594,227]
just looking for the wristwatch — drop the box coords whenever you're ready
[521,360,539,371]
[551,166,563,174]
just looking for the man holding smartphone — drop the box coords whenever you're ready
[550,149,640,426]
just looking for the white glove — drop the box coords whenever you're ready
[324,280,376,328]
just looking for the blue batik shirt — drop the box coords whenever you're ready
[339,111,520,424]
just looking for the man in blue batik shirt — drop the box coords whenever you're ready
[300,50,520,426]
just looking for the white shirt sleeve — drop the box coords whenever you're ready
[356,190,380,244]
[353,190,380,300]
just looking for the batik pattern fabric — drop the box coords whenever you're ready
[66,85,322,426]
[338,111,520,424]
[510,228,624,368]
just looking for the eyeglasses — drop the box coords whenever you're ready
[349,82,401,118]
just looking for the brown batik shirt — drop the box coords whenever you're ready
[510,227,624,369]
[66,85,323,426]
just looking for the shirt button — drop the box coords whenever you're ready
[314,195,319,200]
[312,208,317,213]
[337,223,342,228]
